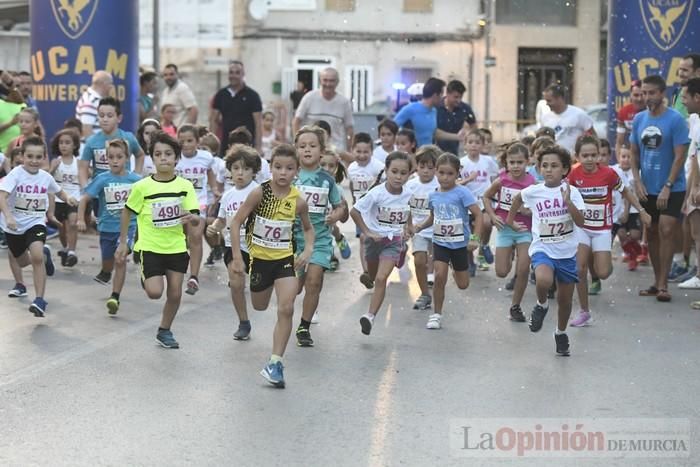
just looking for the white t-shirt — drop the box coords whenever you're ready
[348,159,384,199]
[161,80,197,128]
[53,157,81,201]
[406,176,439,238]
[0,167,61,234]
[459,154,499,207]
[520,182,585,259]
[130,154,156,176]
[176,149,215,205]
[685,113,700,179]
[353,183,412,239]
[295,90,354,151]
[612,164,637,216]
[216,157,270,189]
[372,145,393,165]
[217,181,258,251]
[540,105,594,154]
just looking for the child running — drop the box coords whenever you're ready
[320,150,351,273]
[507,145,585,356]
[78,139,141,312]
[483,142,536,321]
[414,153,482,329]
[115,131,200,348]
[292,126,344,347]
[611,144,644,270]
[568,135,651,325]
[134,118,160,176]
[0,136,78,316]
[373,119,398,165]
[205,144,260,340]
[228,144,314,388]
[406,145,440,310]
[49,128,82,267]
[351,151,413,335]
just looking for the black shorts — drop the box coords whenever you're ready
[54,202,78,222]
[249,255,295,292]
[612,213,642,237]
[224,247,250,274]
[643,192,685,224]
[139,251,190,280]
[432,243,469,272]
[5,224,47,258]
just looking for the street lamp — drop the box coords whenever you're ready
[392,82,405,112]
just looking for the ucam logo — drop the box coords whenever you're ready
[640,0,694,51]
[51,0,99,39]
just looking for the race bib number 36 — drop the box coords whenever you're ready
[14,193,47,217]
[151,199,182,228]
[538,214,574,243]
[252,217,292,249]
[104,184,132,211]
[433,218,464,243]
[583,203,606,228]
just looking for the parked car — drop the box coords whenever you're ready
[520,103,608,140]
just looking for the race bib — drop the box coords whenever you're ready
[104,184,132,211]
[151,199,183,228]
[498,186,519,211]
[57,172,79,190]
[93,149,108,171]
[409,195,430,218]
[224,210,246,248]
[351,174,374,196]
[433,218,464,243]
[252,216,292,249]
[537,214,574,243]
[299,185,329,214]
[182,173,205,191]
[377,206,409,226]
[14,193,47,217]
[583,203,606,228]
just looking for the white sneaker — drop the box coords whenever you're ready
[360,313,374,335]
[426,313,442,329]
[679,275,700,289]
[311,312,320,324]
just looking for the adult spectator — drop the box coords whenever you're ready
[139,71,159,122]
[436,79,477,154]
[671,53,700,118]
[161,64,198,127]
[540,83,594,154]
[75,70,113,138]
[293,68,354,151]
[0,70,14,100]
[630,75,690,303]
[394,77,462,147]
[615,79,645,157]
[210,61,263,154]
[0,96,23,153]
[17,71,37,111]
[290,80,307,111]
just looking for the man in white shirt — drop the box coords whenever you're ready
[75,71,113,138]
[160,64,198,128]
[540,84,594,154]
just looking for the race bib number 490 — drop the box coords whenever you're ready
[151,199,183,228]
[252,217,292,249]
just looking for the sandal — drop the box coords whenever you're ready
[656,289,671,302]
[638,286,659,296]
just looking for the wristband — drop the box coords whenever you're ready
[469,234,480,242]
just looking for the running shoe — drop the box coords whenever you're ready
[311,312,320,324]
[672,266,697,284]
[8,283,27,298]
[529,304,549,332]
[329,255,339,272]
[505,274,517,291]
[668,262,688,281]
[43,245,55,277]
[94,270,112,285]
[156,329,179,349]
[359,272,374,289]
[204,251,216,267]
[477,255,489,271]
[360,313,374,335]
[29,297,47,317]
[679,275,700,289]
[296,326,314,347]
[337,235,351,259]
[64,252,78,267]
[570,310,591,327]
[58,249,68,266]
[481,245,494,264]
[555,333,570,356]
[588,279,601,295]
[260,361,285,388]
[413,294,432,310]
[234,322,251,340]
[509,304,526,322]
[106,297,119,315]
[426,313,442,329]
[185,276,199,295]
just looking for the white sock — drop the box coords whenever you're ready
[555,327,566,335]
[537,299,548,308]
[67,250,75,256]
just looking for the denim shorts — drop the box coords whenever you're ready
[100,226,135,260]
[530,251,578,284]
[495,225,532,248]
[364,236,404,263]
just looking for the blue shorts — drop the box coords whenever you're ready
[495,225,532,248]
[100,226,135,261]
[530,252,578,284]
[295,229,333,270]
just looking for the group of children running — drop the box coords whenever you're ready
[0,95,654,388]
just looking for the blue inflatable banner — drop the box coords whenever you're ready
[30,0,139,140]
[607,0,700,147]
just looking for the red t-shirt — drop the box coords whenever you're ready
[567,165,623,230]
[616,103,640,132]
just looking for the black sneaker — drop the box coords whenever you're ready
[555,333,570,356]
[529,304,549,332]
[58,250,68,267]
[204,251,216,267]
[505,274,517,291]
[64,252,78,267]
[509,304,526,322]
[296,326,314,347]
[94,270,112,285]
[233,323,251,341]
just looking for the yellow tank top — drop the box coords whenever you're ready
[246,181,299,260]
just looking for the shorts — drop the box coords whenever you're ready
[495,225,532,248]
[412,235,432,254]
[99,226,135,261]
[576,228,612,252]
[5,224,46,258]
[612,213,641,237]
[364,236,404,263]
[139,251,190,280]
[432,243,469,271]
[224,247,250,274]
[54,202,78,222]
[295,230,333,270]
[249,255,295,292]
[643,192,685,224]
[531,252,578,284]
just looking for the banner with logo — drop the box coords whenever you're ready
[607,0,699,146]
[30,0,139,140]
